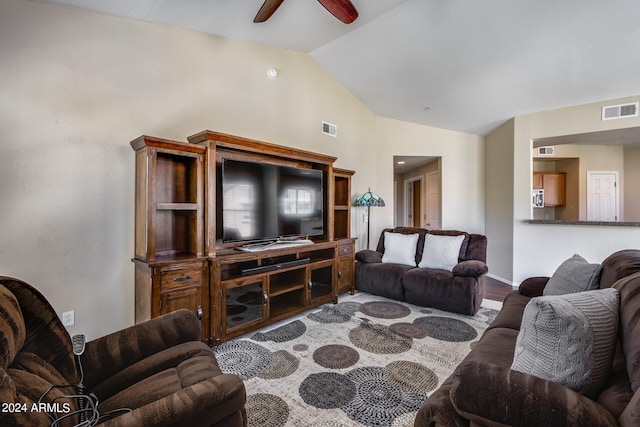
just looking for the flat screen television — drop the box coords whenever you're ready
[221,158,324,243]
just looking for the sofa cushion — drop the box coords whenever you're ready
[418,234,465,271]
[381,232,419,266]
[600,249,640,289]
[511,288,620,398]
[613,271,640,393]
[355,249,382,264]
[543,254,602,296]
[354,262,410,301]
[100,351,222,411]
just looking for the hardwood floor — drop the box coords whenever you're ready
[485,276,514,302]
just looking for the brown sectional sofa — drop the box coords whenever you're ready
[414,249,640,427]
[355,226,488,315]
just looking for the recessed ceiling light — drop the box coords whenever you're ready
[397,161,406,165]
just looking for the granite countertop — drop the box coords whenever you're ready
[527,219,640,227]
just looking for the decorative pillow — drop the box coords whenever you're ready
[381,232,419,266]
[543,254,602,296]
[418,233,465,271]
[511,288,620,398]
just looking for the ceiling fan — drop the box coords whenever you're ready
[254,0,358,24]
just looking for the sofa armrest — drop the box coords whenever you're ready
[452,260,487,277]
[518,276,550,297]
[82,309,201,388]
[100,373,246,426]
[449,361,618,427]
[355,249,383,264]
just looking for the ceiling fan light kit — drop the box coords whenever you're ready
[254,0,358,24]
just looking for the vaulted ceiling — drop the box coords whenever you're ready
[35,0,640,136]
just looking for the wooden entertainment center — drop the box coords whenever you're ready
[131,131,355,343]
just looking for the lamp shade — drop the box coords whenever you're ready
[353,189,385,207]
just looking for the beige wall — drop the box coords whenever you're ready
[485,119,515,283]
[624,146,640,221]
[0,0,486,339]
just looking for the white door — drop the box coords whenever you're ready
[587,171,619,221]
[426,171,441,229]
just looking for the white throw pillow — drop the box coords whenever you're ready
[381,232,419,266]
[418,234,465,271]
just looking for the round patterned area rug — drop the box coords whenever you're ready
[414,316,478,342]
[213,340,272,380]
[349,321,412,354]
[359,301,411,319]
[246,393,289,427]
[313,344,360,369]
[342,366,427,426]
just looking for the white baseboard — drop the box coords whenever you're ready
[487,273,517,289]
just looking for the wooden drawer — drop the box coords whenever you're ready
[338,243,353,256]
[160,267,203,291]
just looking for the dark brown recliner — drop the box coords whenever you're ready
[0,276,246,427]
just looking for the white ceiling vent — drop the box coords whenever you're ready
[322,121,337,137]
[602,102,639,121]
[537,146,555,156]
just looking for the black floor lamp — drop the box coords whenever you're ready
[353,188,385,249]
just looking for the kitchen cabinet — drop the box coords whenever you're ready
[533,172,566,206]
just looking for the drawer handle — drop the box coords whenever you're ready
[338,270,342,279]
[173,275,192,282]
[196,305,203,320]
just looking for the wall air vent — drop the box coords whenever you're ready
[537,146,555,156]
[322,121,337,137]
[602,102,639,121]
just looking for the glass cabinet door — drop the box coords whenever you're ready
[309,262,334,302]
[225,280,265,332]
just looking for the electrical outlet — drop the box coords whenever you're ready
[62,310,74,326]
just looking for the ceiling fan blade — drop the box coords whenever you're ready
[317,0,358,24]
[254,0,285,23]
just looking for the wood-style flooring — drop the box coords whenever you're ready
[485,276,514,302]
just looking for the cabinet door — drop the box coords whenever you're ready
[223,278,266,336]
[309,261,335,304]
[337,240,355,295]
[543,173,566,206]
[338,256,355,295]
[533,172,543,190]
[160,286,206,340]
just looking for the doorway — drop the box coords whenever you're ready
[393,156,441,229]
[587,171,619,221]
